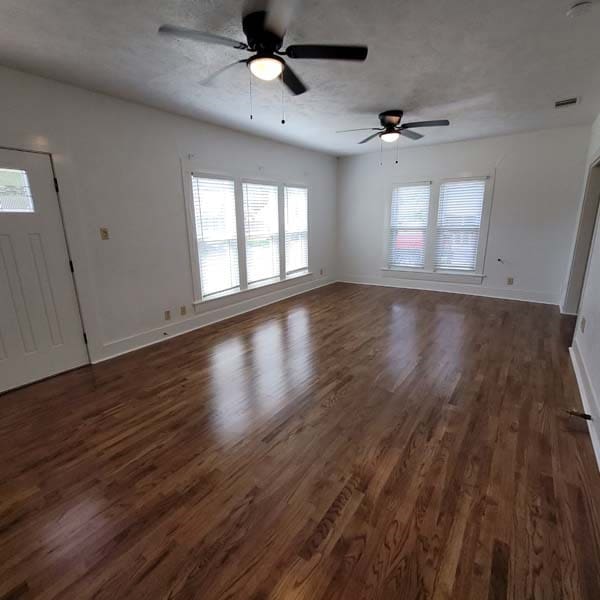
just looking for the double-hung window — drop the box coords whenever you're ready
[386,176,490,277]
[284,186,309,276]
[243,183,281,286]
[434,179,486,271]
[188,174,310,302]
[191,176,240,299]
[387,183,431,269]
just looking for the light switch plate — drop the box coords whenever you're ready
[180,305,187,316]
[507,277,514,286]
[164,310,171,321]
[100,227,109,240]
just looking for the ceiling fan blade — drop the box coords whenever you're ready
[158,25,247,49]
[401,119,450,129]
[201,60,248,85]
[282,62,308,95]
[336,128,381,133]
[400,129,424,141]
[284,45,368,61]
[358,132,381,144]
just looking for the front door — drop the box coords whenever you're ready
[0,148,88,393]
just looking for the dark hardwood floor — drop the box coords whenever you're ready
[1,283,599,600]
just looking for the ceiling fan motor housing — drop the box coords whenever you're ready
[379,110,404,128]
[242,11,283,53]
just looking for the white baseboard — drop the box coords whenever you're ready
[569,340,600,471]
[93,277,335,363]
[337,275,557,305]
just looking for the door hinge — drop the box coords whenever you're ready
[53,177,59,193]
[83,332,88,345]
[69,260,74,273]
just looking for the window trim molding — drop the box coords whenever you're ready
[382,174,494,283]
[180,160,311,305]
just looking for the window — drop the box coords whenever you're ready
[385,176,490,278]
[191,176,240,299]
[284,186,308,275]
[186,169,311,304]
[434,179,487,271]
[243,183,280,286]
[0,168,34,213]
[387,183,431,268]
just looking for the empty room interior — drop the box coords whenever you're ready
[2,0,600,598]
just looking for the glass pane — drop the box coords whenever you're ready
[437,180,485,228]
[198,239,240,297]
[0,169,34,213]
[390,184,430,228]
[389,229,426,268]
[435,229,480,270]
[285,231,308,273]
[246,235,280,284]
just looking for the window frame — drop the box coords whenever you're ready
[382,174,494,282]
[182,163,311,307]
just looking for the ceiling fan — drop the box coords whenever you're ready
[158,9,368,96]
[337,110,450,144]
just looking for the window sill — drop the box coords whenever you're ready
[381,268,485,285]
[193,272,313,310]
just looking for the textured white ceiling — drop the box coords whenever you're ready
[0,0,599,155]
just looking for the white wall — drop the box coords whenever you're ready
[337,127,589,304]
[0,65,337,362]
[571,113,600,464]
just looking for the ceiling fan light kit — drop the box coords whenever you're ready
[248,55,284,80]
[337,110,450,145]
[380,131,400,143]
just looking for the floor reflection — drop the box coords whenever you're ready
[208,307,314,443]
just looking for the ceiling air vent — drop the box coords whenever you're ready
[555,97,579,108]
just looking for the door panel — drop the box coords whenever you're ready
[0,148,88,393]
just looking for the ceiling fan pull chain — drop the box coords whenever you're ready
[281,75,286,124]
[249,72,254,120]
[395,141,399,164]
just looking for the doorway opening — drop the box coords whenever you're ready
[563,156,600,316]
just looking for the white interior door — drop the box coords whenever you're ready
[0,148,88,393]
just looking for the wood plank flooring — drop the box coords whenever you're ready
[1,283,599,599]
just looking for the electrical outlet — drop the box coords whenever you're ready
[164,310,171,321]
[580,317,586,333]
[507,277,514,286]
[180,305,187,316]
[99,227,109,240]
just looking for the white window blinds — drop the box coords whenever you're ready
[243,183,280,285]
[191,176,240,299]
[387,183,431,268]
[284,186,308,275]
[434,179,486,271]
